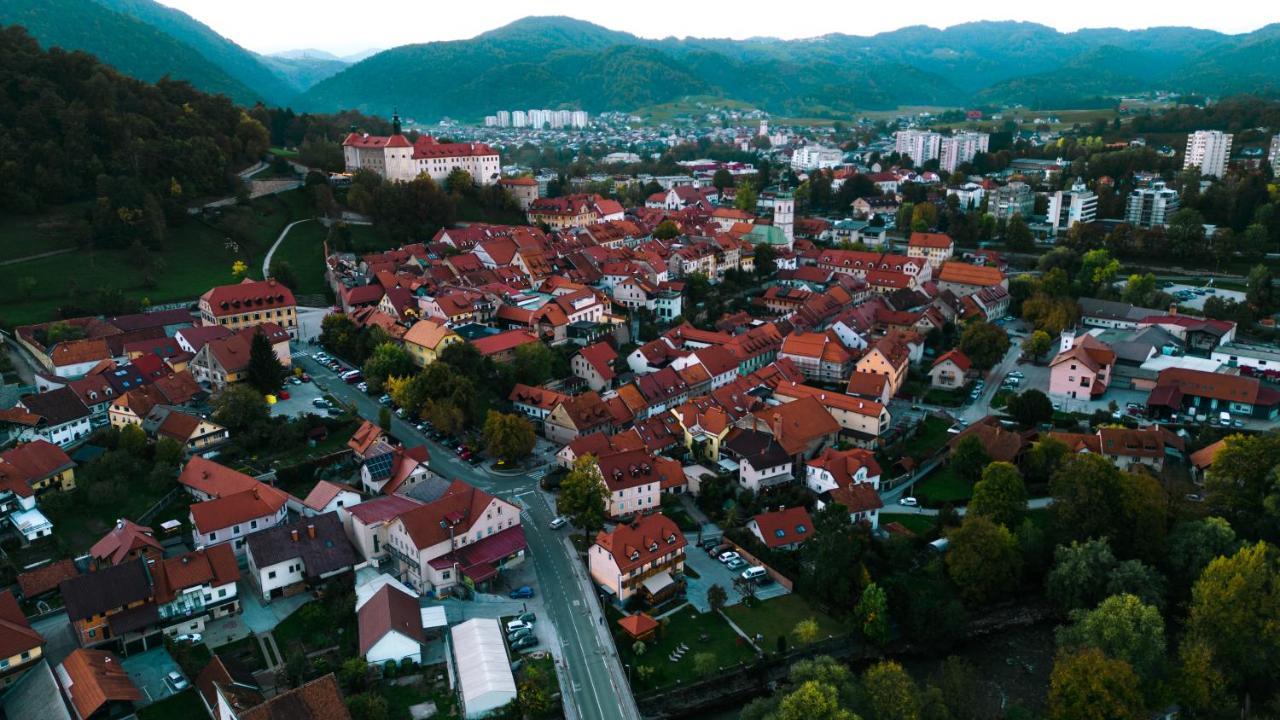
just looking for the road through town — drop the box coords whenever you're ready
[297,353,638,720]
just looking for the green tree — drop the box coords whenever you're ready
[1164,517,1239,593]
[118,423,148,455]
[1246,263,1277,312]
[1076,249,1120,296]
[212,384,269,432]
[1121,273,1157,306]
[707,584,728,612]
[268,260,301,292]
[1020,437,1070,487]
[775,680,859,720]
[1020,330,1053,364]
[735,184,758,213]
[245,331,288,394]
[362,342,415,394]
[1057,594,1165,686]
[957,320,1010,370]
[558,455,607,539]
[378,406,392,432]
[862,661,921,720]
[692,652,717,677]
[1205,432,1280,536]
[482,411,536,462]
[653,220,680,240]
[1005,389,1053,427]
[712,168,734,190]
[854,582,891,646]
[949,435,990,485]
[1047,538,1118,613]
[946,516,1022,604]
[1183,542,1280,700]
[793,618,820,645]
[1005,215,1034,252]
[1047,649,1144,720]
[339,657,369,692]
[1050,454,1125,545]
[754,243,778,278]
[346,693,389,720]
[969,462,1028,528]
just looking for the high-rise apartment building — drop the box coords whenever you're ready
[1125,181,1180,228]
[895,129,941,165]
[939,132,990,172]
[1183,130,1232,178]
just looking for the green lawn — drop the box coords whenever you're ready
[612,606,756,691]
[915,465,973,505]
[923,385,970,408]
[723,594,849,652]
[879,512,935,535]
[0,203,90,261]
[0,191,313,327]
[43,481,185,557]
[267,220,329,295]
[138,689,204,720]
[213,635,269,673]
[899,416,953,461]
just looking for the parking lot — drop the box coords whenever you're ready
[120,647,186,707]
[268,376,329,418]
[1164,283,1245,311]
[682,535,789,612]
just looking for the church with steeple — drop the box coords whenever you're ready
[342,111,501,185]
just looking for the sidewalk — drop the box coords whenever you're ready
[560,536,642,720]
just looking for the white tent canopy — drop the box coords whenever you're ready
[450,619,517,718]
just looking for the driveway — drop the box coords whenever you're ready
[32,611,77,667]
[205,585,312,648]
[121,647,185,707]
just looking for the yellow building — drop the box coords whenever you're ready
[198,279,298,337]
[402,319,462,367]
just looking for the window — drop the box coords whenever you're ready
[209,532,217,541]
[219,588,227,598]
[251,520,258,529]
[268,571,277,579]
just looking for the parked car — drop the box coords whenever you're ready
[356,382,368,392]
[379,395,392,406]
[709,543,732,558]
[517,612,536,624]
[510,635,538,651]
[507,628,534,643]
[548,517,568,530]
[278,390,290,400]
[899,496,919,507]
[300,374,311,382]
[717,551,741,564]
[506,620,533,634]
[725,557,746,570]
[165,671,189,692]
[741,566,767,581]
[311,398,328,408]
[290,377,302,386]
[509,586,535,599]
[174,633,202,644]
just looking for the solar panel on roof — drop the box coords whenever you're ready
[364,452,395,481]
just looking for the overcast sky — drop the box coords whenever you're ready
[156,0,1274,56]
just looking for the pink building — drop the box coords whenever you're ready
[1049,334,1116,400]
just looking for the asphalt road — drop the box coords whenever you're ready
[296,352,637,720]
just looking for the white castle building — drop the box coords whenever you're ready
[342,114,501,185]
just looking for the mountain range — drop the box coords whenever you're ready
[2,3,1279,117]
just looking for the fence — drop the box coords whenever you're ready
[720,539,794,592]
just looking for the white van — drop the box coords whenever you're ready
[741,566,767,581]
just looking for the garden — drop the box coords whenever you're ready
[609,606,757,692]
[722,593,849,654]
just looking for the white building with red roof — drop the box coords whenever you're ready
[198,279,297,338]
[589,513,686,604]
[747,507,815,550]
[343,114,500,185]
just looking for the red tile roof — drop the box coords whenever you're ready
[0,590,43,659]
[358,584,425,656]
[89,520,162,567]
[179,456,257,498]
[60,649,142,720]
[751,507,815,549]
[594,513,685,574]
[200,279,295,318]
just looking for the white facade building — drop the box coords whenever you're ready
[1184,130,1232,178]
[1269,135,1280,174]
[1047,179,1098,236]
[895,129,941,164]
[1125,182,1180,228]
[790,145,844,171]
[939,132,990,172]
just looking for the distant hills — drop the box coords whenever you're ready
[1,5,1278,117]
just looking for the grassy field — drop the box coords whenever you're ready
[215,635,269,673]
[0,203,91,261]
[915,465,972,505]
[722,593,848,651]
[899,416,953,461]
[0,191,313,327]
[267,220,329,295]
[42,481,188,559]
[611,606,756,691]
[879,513,935,535]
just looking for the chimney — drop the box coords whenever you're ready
[1169,304,1178,316]
[116,519,124,530]
[290,529,299,542]
[307,524,316,539]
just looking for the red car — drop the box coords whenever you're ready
[278,390,290,400]
[300,374,311,382]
